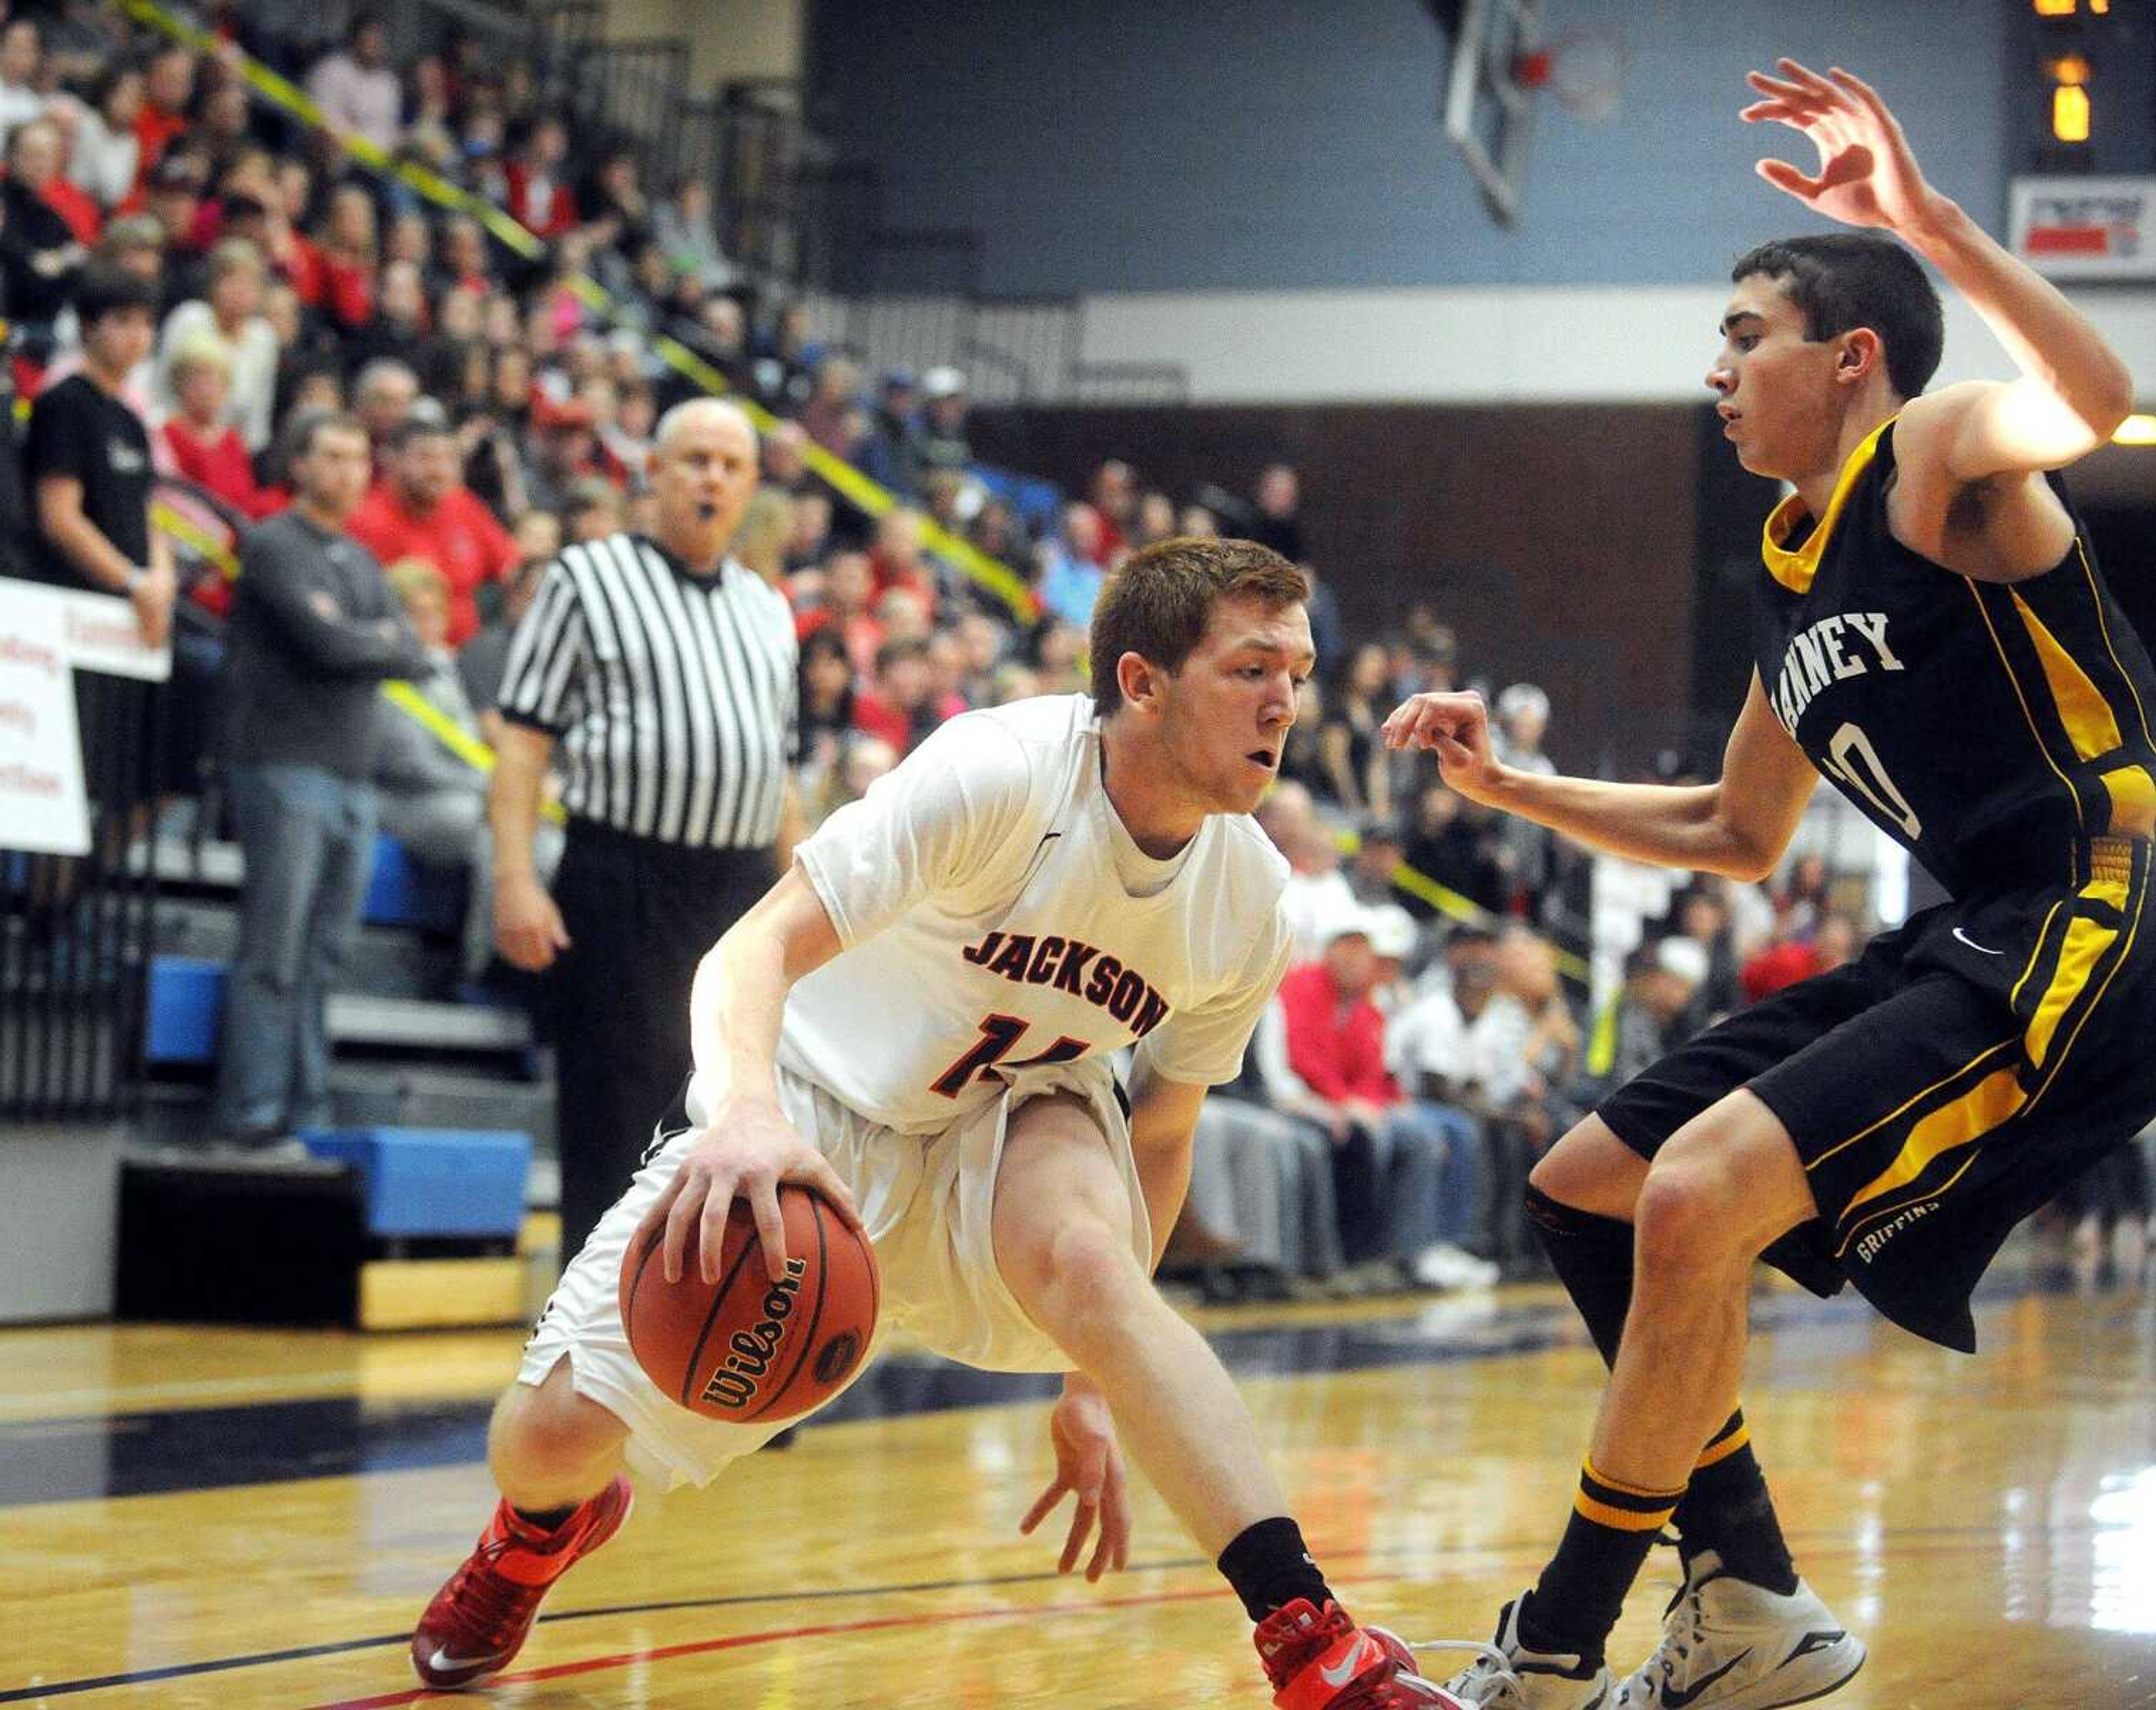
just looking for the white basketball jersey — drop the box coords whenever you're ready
[702,695,1291,1133]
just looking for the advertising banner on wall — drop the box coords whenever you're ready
[0,580,168,857]
[2009,177,2154,280]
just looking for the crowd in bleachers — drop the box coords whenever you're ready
[6,7,2139,1281]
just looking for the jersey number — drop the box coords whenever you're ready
[1820,721,1922,839]
[931,1014,1090,1098]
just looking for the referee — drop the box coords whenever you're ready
[491,399,800,1260]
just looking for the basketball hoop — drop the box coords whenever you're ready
[1536,23,1627,122]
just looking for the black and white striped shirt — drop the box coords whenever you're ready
[496,533,798,849]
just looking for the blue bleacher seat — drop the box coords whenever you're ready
[361,835,465,932]
[972,464,1065,537]
[146,956,226,1065]
[300,1127,532,1238]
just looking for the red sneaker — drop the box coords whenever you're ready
[1257,1598,1465,1709]
[410,1474,633,1688]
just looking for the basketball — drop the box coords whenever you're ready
[618,1185,880,1424]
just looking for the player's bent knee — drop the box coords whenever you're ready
[491,1360,629,1477]
[1632,1158,1750,1277]
[1528,1114,1650,1220]
[1008,1215,1149,1339]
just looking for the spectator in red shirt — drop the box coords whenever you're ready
[346,413,519,647]
[21,116,100,246]
[133,43,194,184]
[794,547,884,679]
[260,155,326,304]
[1089,458,1135,561]
[503,116,577,240]
[159,334,282,526]
[310,182,377,331]
[1740,908,1860,1004]
[1261,913,1472,1276]
[433,214,495,299]
[849,634,954,755]
[868,503,937,615]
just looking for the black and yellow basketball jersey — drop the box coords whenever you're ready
[1752,417,2156,898]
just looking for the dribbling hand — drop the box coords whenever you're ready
[1020,1374,1132,1583]
[1382,689,1505,800]
[1742,60,1945,239]
[634,1091,862,1286]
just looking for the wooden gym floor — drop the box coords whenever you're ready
[1,1249,2151,1708]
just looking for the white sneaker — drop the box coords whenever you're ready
[1613,1552,1865,1709]
[1428,1597,1610,1709]
[1412,1243,1502,1290]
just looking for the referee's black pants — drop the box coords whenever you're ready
[547,820,778,1264]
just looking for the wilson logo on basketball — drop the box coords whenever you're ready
[814,1331,862,1386]
[699,1258,808,1410]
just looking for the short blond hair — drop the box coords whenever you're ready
[167,332,232,384]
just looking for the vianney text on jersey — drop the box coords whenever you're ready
[1753,417,2156,897]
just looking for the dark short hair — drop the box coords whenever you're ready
[71,264,158,328]
[1088,537,1307,719]
[874,634,930,676]
[1732,233,1944,400]
[284,406,369,462]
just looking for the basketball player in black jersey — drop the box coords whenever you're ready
[1387,60,2147,1710]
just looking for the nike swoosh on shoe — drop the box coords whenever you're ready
[1320,1634,1383,1687]
[427,1646,511,1677]
[1659,1648,1751,1708]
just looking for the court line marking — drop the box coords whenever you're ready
[308,1585,1239,1710]
[0,1522,2107,1704]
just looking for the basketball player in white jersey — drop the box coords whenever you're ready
[411,538,1460,1708]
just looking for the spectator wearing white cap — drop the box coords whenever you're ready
[1492,681,1560,910]
[1577,934,1708,1110]
[1254,780,1357,961]
[920,366,972,474]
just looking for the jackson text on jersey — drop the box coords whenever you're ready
[958,930,1171,1037]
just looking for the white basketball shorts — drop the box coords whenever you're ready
[517,1055,1145,1488]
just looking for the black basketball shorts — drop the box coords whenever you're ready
[1598,838,2156,1351]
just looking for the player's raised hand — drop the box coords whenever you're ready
[636,1091,862,1287]
[1742,60,1944,237]
[1019,1374,1132,1583]
[1382,689,1504,798]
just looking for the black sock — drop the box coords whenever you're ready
[1525,1183,1632,1363]
[1218,1516,1335,1624]
[1530,1182,1800,1593]
[1519,1461,1683,1665]
[512,1502,577,1532]
[1672,1412,1799,1594]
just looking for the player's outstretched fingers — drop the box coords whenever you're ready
[640,1167,692,1284]
[1060,1488,1100,1578]
[746,1176,792,1282]
[1018,1476,1068,1542]
[696,1172,744,1286]
[789,1150,863,1232]
[1091,1455,1131,1581]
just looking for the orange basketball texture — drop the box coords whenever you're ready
[618,1184,879,1423]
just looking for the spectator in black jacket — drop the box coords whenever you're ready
[1,118,88,343]
[210,408,428,1155]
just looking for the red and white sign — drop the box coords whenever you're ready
[0,580,168,856]
[2009,176,2154,280]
